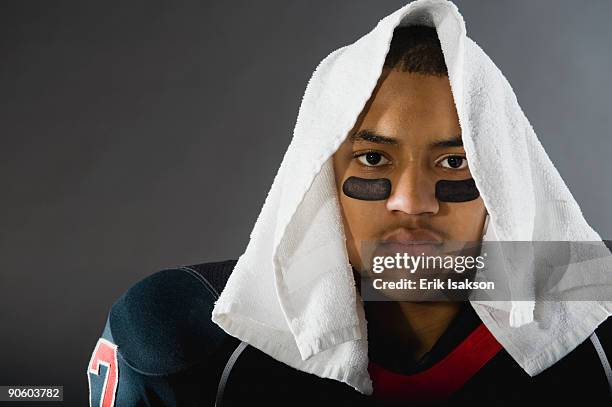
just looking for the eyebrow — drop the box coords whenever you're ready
[430,135,463,148]
[349,130,398,145]
[349,129,463,148]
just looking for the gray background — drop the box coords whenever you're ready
[1,1,611,405]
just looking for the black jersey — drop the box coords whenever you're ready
[87,259,612,406]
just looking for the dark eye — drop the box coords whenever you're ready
[356,152,390,167]
[439,155,468,170]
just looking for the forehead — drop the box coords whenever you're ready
[352,69,460,146]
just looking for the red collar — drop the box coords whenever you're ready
[368,323,502,403]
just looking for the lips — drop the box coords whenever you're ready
[378,241,442,257]
[379,228,443,257]
[384,228,443,244]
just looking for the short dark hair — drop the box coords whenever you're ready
[383,25,448,76]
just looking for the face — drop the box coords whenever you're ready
[333,68,488,272]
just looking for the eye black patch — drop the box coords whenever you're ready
[435,178,480,202]
[342,176,391,201]
[342,176,479,203]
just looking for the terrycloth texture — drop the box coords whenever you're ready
[212,0,612,394]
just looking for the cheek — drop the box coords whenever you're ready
[338,194,387,238]
[338,197,387,270]
[441,199,486,240]
[340,196,385,231]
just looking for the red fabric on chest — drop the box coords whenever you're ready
[367,323,502,403]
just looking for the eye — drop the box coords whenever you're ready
[355,151,391,167]
[439,155,468,170]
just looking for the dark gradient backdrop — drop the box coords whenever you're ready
[1,1,611,406]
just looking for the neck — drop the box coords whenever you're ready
[353,267,462,362]
[365,300,461,361]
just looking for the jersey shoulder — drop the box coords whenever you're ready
[594,313,612,354]
[107,258,238,375]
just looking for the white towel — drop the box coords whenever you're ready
[211,0,612,394]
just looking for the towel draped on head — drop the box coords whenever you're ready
[212,0,612,394]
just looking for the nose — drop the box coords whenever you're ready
[385,167,439,215]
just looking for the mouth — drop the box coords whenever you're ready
[378,241,443,257]
[378,228,444,257]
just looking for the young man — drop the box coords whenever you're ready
[332,25,488,378]
[88,1,612,406]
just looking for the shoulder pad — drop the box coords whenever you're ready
[182,259,237,296]
[108,260,236,375]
